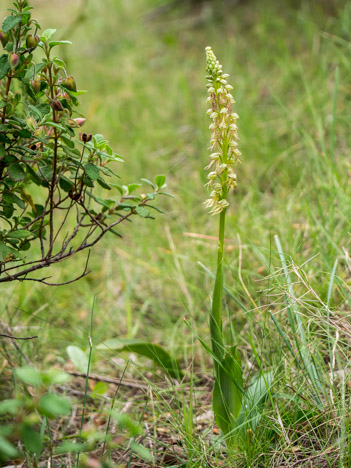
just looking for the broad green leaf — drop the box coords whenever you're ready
[90,381,108,399]
[15,367,42,388]
[61,135,74,148]
[39,165,53,183]
[130,441,153,462]
[97,338,182,379]
[19,129,31,138]
[0,54,10,80]
[41,28,56,42]
[155,174,166,189]
[0,399,23,415]
[59,175,74,192]
[83,176,94,187]
[66,345,89,373]
[21,426,43,455]
[213,347,243,439]
[3,191,25,209]
[243,370,273,431]
[0,242,15,262]
[84,163,100,180]
[38,393,71,418]
[0,436,18,458]
[28,105,42,121]
[7,229,30,239]
[2,15,22,33]
[36,102,51,117]
[8,163,26,181]
[41,369,70,385]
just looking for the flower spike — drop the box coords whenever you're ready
[204,46,241,215]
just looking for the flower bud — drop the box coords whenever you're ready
[51,99,64,111]
[9,52,20,69]
[31,79,41,94]
[62,75,77,92]
[26,34,39,50]
[26,116,37,131]
[68,118,86,128]
[0,30,10,47]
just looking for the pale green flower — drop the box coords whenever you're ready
[204,46,241,215]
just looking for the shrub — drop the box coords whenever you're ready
[0,0,168,286]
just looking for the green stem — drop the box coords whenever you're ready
[210,208,226,369]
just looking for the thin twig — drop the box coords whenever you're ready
[0,333,38,340]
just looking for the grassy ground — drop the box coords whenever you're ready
[1,0,351,466]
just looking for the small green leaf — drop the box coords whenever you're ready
[90,381,108,399]
[130,441,153,462]
[0,435,18,458]
[0,54,10,80]
[0,399,23,415]
[84,163,100,180]
[155,174,166,189]
[86,192,111,209]
[110,411,142,436]
[66,345,89,373]
[41,28,56,42]
[21,426,43,455]
[53,57,66,68]
[49,40,72,48]
[141,178,155,189]
[92,134,107,148]
[15,367,42,388]
[0,242,14,262]
[97,177,111,190]
[7,230,30,239]
[44,121,66,132]
[55,441,86,454]
[127,183,141,193]
[41,369,70,386]
[8,163,26,181]
[38,393,71,418]
[2,15,22,33]
[135,206,150,218]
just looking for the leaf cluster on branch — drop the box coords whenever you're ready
[0,0,169,285]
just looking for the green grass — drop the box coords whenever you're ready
[1,0,351,466]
